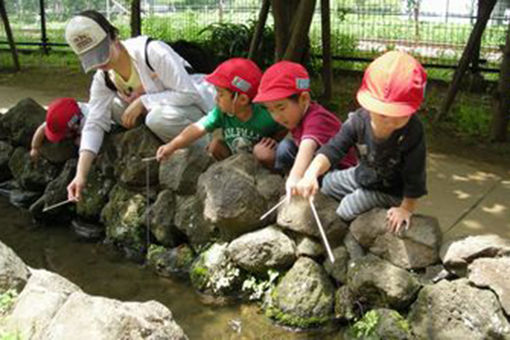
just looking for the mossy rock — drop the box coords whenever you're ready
[346,309,411,340]
[147,244,195,277]
[76,167,114,222]
[0,98,45,148]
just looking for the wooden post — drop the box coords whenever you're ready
[471,0,483,73]
[283,0,316,62]
[40,0,48,54]
[436,0,497,122]
[130,0,141,37]
[248,0,270,62]
[0,0,20,71]
[490,19,510,142]
[320,0,332,102]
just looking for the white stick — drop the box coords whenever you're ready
[309,198,336,263]
[42,199,73,212]
[141,156,157,162]
[259,197,287,220]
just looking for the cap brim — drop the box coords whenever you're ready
[78,36,111,73]
[252,89,300,103]
[205,74,230,89]
[44,126,65,143]
[356,89,417,117]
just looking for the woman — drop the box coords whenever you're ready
[64,10,214,201]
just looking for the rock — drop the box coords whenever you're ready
[343,231,365,260]
[0,98,45,147]
[0,141,14,182]
[255,171,285,204]
[39,139,77,164]
[8,147,59,191]
[1,269,80,339]
[41,291,188,339]
[265,257,334,329]
[100,184,148,259]
[159,144,213,195]
[350,208,442,269]
[408,278,510,339]
[334,286,357,321]
[71,220,105,241]
[277,193,348,245]
[174,194,216,249]
[468,257,510,315]
[419,264,452,285]
[114,126,161,187]
[227,225,296,274]
[94,131,123,179]
[9,189,41,208]
[197,153,283,240]
[323,246,349,284]
[296,236,325,258]
[0,241,30,292]
[150,190,182,247]
[29,159,77,219]
[0,179,19,198]
[440,234,510,277]
[76,167,115,222]
[189,242,243,295]
[346,309,411,340]
[347,254,421,309]
[147,244,195,277]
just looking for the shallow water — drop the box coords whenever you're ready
[0,197,343,339]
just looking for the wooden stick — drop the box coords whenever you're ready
[42,199,73,212]
[141,156,157,162]
[259,197,287,221]
[309,198,335,263]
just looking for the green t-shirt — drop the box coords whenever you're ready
[198,104,283,153]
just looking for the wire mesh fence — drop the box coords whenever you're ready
[1,0,509,71]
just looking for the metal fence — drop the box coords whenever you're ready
[1,0,509,71]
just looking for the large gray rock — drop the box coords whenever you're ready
[147,244,195,278]
[343,231,365,260]
[296,235,325,258]
[42,292,188,340]
[440,234,510,277]
[8,147,59,191]
[347,309,411,340]
[76,167,115,222]
[100,184,147,257]
[189,242,242,295]
[29,159,77,219]
[197,153,284,240]
[265,257,334,329]
[227,225,296,274]
[350,208,442,269]
[408,278,510,339]
[114,126,161,187]
[0,98,45,147]
[468,257,510,315]
[159,144,213,195]
[0,241,30,292]
[174,194,216,249]
[149,190,181,247]
[39,139,77,164]
[0,141,14,182]
[323,246,349,284]
[277,194,348,245]
[347,254,421,309]
[1,269,80,339]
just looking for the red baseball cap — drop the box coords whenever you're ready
[205,58,262,99]
[357,51,427,117]
[253,61,310,103]
[44,98,81,142]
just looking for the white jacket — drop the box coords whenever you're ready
[80,35,214,154]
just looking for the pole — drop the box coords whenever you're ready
[39,0,48,54]
[248,0,270,62]
[0,0,20,71]
[320,0,332,102]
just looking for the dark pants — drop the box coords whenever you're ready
[274,138,298,173]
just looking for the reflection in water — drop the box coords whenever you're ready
[0,197,342,340]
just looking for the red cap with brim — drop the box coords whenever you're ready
[44,98,81,142]
[253,61,310,103]
[205,58,262,99]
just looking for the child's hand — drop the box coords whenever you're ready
[386,207,412,233]
[30,148,40,162]
[296,175,319,199]
[156,144,174,162]
[253,138,277,168]
[285,175,301,201]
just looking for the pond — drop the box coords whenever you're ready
[0,197,343,339]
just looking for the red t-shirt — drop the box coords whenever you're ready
[291,102,357,169]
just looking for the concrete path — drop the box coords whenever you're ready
[1,86,509,241]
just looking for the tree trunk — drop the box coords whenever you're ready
[271,0,299,61]
[0,0,20,71]
[283,0,316,62]
[248,0,270,63]
[320,0,332,102]
[436,0,497,122]
[130,0,141,37]
[490,19,510,142]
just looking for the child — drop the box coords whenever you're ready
[156,58,284,166]
[296,51,428,233]
[30,97,88,160]
[253,61,357,197]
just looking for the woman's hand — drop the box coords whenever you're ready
[121,97,146,129]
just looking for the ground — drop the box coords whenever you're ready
[0,62,509,241]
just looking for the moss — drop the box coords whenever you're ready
[0,289,18,316]
[349,310,380,339]
[190,264,209,291]
[176,245,195,268]
[264,306,330,329]
[391,311,411,333]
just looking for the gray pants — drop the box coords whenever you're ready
[321,167,401,221]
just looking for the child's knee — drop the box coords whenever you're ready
[207,137,231,161]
